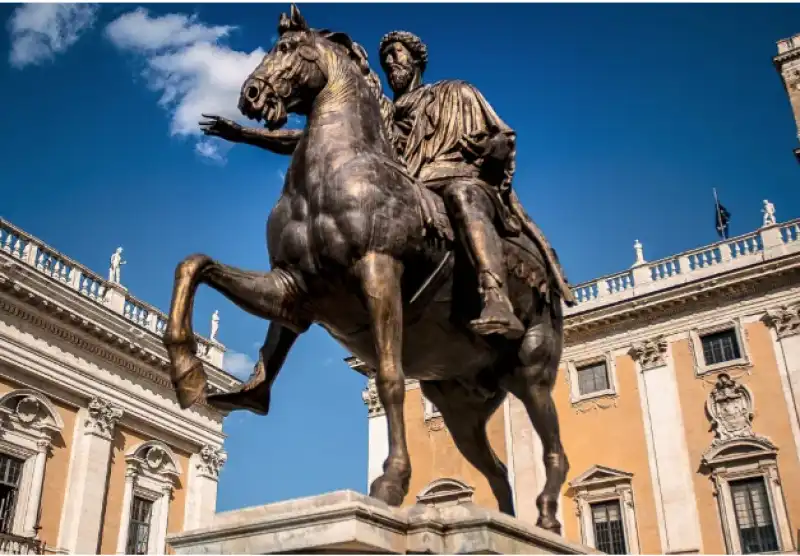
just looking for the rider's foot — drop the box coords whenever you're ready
[469,284,525,340]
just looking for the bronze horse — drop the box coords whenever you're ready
[163,5,570,533]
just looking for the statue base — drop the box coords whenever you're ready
[167,490,596,554]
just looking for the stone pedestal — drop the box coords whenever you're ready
[167,490,596,555]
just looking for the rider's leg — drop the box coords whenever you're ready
[441,179,524,340]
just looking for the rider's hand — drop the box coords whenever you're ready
[199,114,243,141]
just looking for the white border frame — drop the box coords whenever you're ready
[689,317,752,376]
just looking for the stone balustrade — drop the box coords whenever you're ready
[0,218,224,366]
[567,219,800,315]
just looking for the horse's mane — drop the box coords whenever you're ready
[316,30,397,149]
[278,10,399,155]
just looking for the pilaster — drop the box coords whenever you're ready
[57,396,123,554]
[362,377,388,490]
[630,338,703,554]
[184,445,226,531]
[763,304,800,463]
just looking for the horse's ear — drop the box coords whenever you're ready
[289,3,309,30]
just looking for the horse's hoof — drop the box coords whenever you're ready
[173,359,207,409]
[369,475,406,507]
[207,387,270,416]
[536,516,562,535]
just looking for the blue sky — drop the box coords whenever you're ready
[2,2,800,512]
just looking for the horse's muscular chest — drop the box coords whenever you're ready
[266,142,377,273]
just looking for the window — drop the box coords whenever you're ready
[577,361,609,396]
[126,496,153,555]
[0,454,23,534]
[570,465,640,554]
[591,500,627,555]
[730,477,779,554]
[701,328,741,366]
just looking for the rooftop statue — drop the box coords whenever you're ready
[164,4,574,534]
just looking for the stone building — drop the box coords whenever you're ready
[775,33,800,162]
[0,218,241,554]
[360,209,800,555]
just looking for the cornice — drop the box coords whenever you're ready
[0,257,240,393]
[564,253,800,345]
[0,281,231,416]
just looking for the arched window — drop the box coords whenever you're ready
[0,389,63,539]
[416,478,474,508]
[116,441,181,555]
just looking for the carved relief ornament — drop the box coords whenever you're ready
[362,379,384,416]
[706,373,767,447]
[197,444,227,479]
[85,397,123,439]
[629,336,668,370]
[763,304,800,339]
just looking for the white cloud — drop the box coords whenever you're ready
[223,350,257,381]
[8,3,99,69]
[105,8,232,52]
[105,8,265,162]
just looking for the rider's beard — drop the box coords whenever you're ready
[388,65,413,94]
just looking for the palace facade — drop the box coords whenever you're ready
[0,218,241,554]
[360,34,800,555]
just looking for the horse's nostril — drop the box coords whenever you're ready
[246,86,260,101]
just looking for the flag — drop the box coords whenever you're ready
[714,189,731,239]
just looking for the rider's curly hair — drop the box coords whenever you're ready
[379,31,428,74]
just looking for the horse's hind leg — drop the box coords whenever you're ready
[164,254,308,409]
[420,379,514,515]
[505,311,568,534]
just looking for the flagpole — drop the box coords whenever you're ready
[714,188,727,240]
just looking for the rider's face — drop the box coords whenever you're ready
[383,42,415,93]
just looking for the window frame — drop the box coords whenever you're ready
[566,353,619,404]
[689,319,751,376]
[569,465,640,554]
[126,494,155,555]
[727,476,780,554]
[115,441,181,556]
[702,439,793,554]
[589,498,628,555]
[0,389,63,538]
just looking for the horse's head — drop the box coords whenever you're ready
[238,4,368,130]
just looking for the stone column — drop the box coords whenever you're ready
[764,305,800,461]
[362,377,388,491]
[115,468,137,554]
[630,337,703,554]
[22,439,49,536]
[57,397,123,554]
[183,445,226,531]
[150,485,173,555]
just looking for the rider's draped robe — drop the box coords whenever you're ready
[389,79,576,305]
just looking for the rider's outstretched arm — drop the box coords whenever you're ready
[239,127,303,155]
[200,114,302,156]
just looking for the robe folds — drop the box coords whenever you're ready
[391,79,576,305]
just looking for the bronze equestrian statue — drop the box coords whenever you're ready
[163,4,575,534]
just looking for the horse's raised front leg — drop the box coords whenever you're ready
[505,317,568,535]
[357,252,410,507]
[163,254,309,409]
[206,322,299,415]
